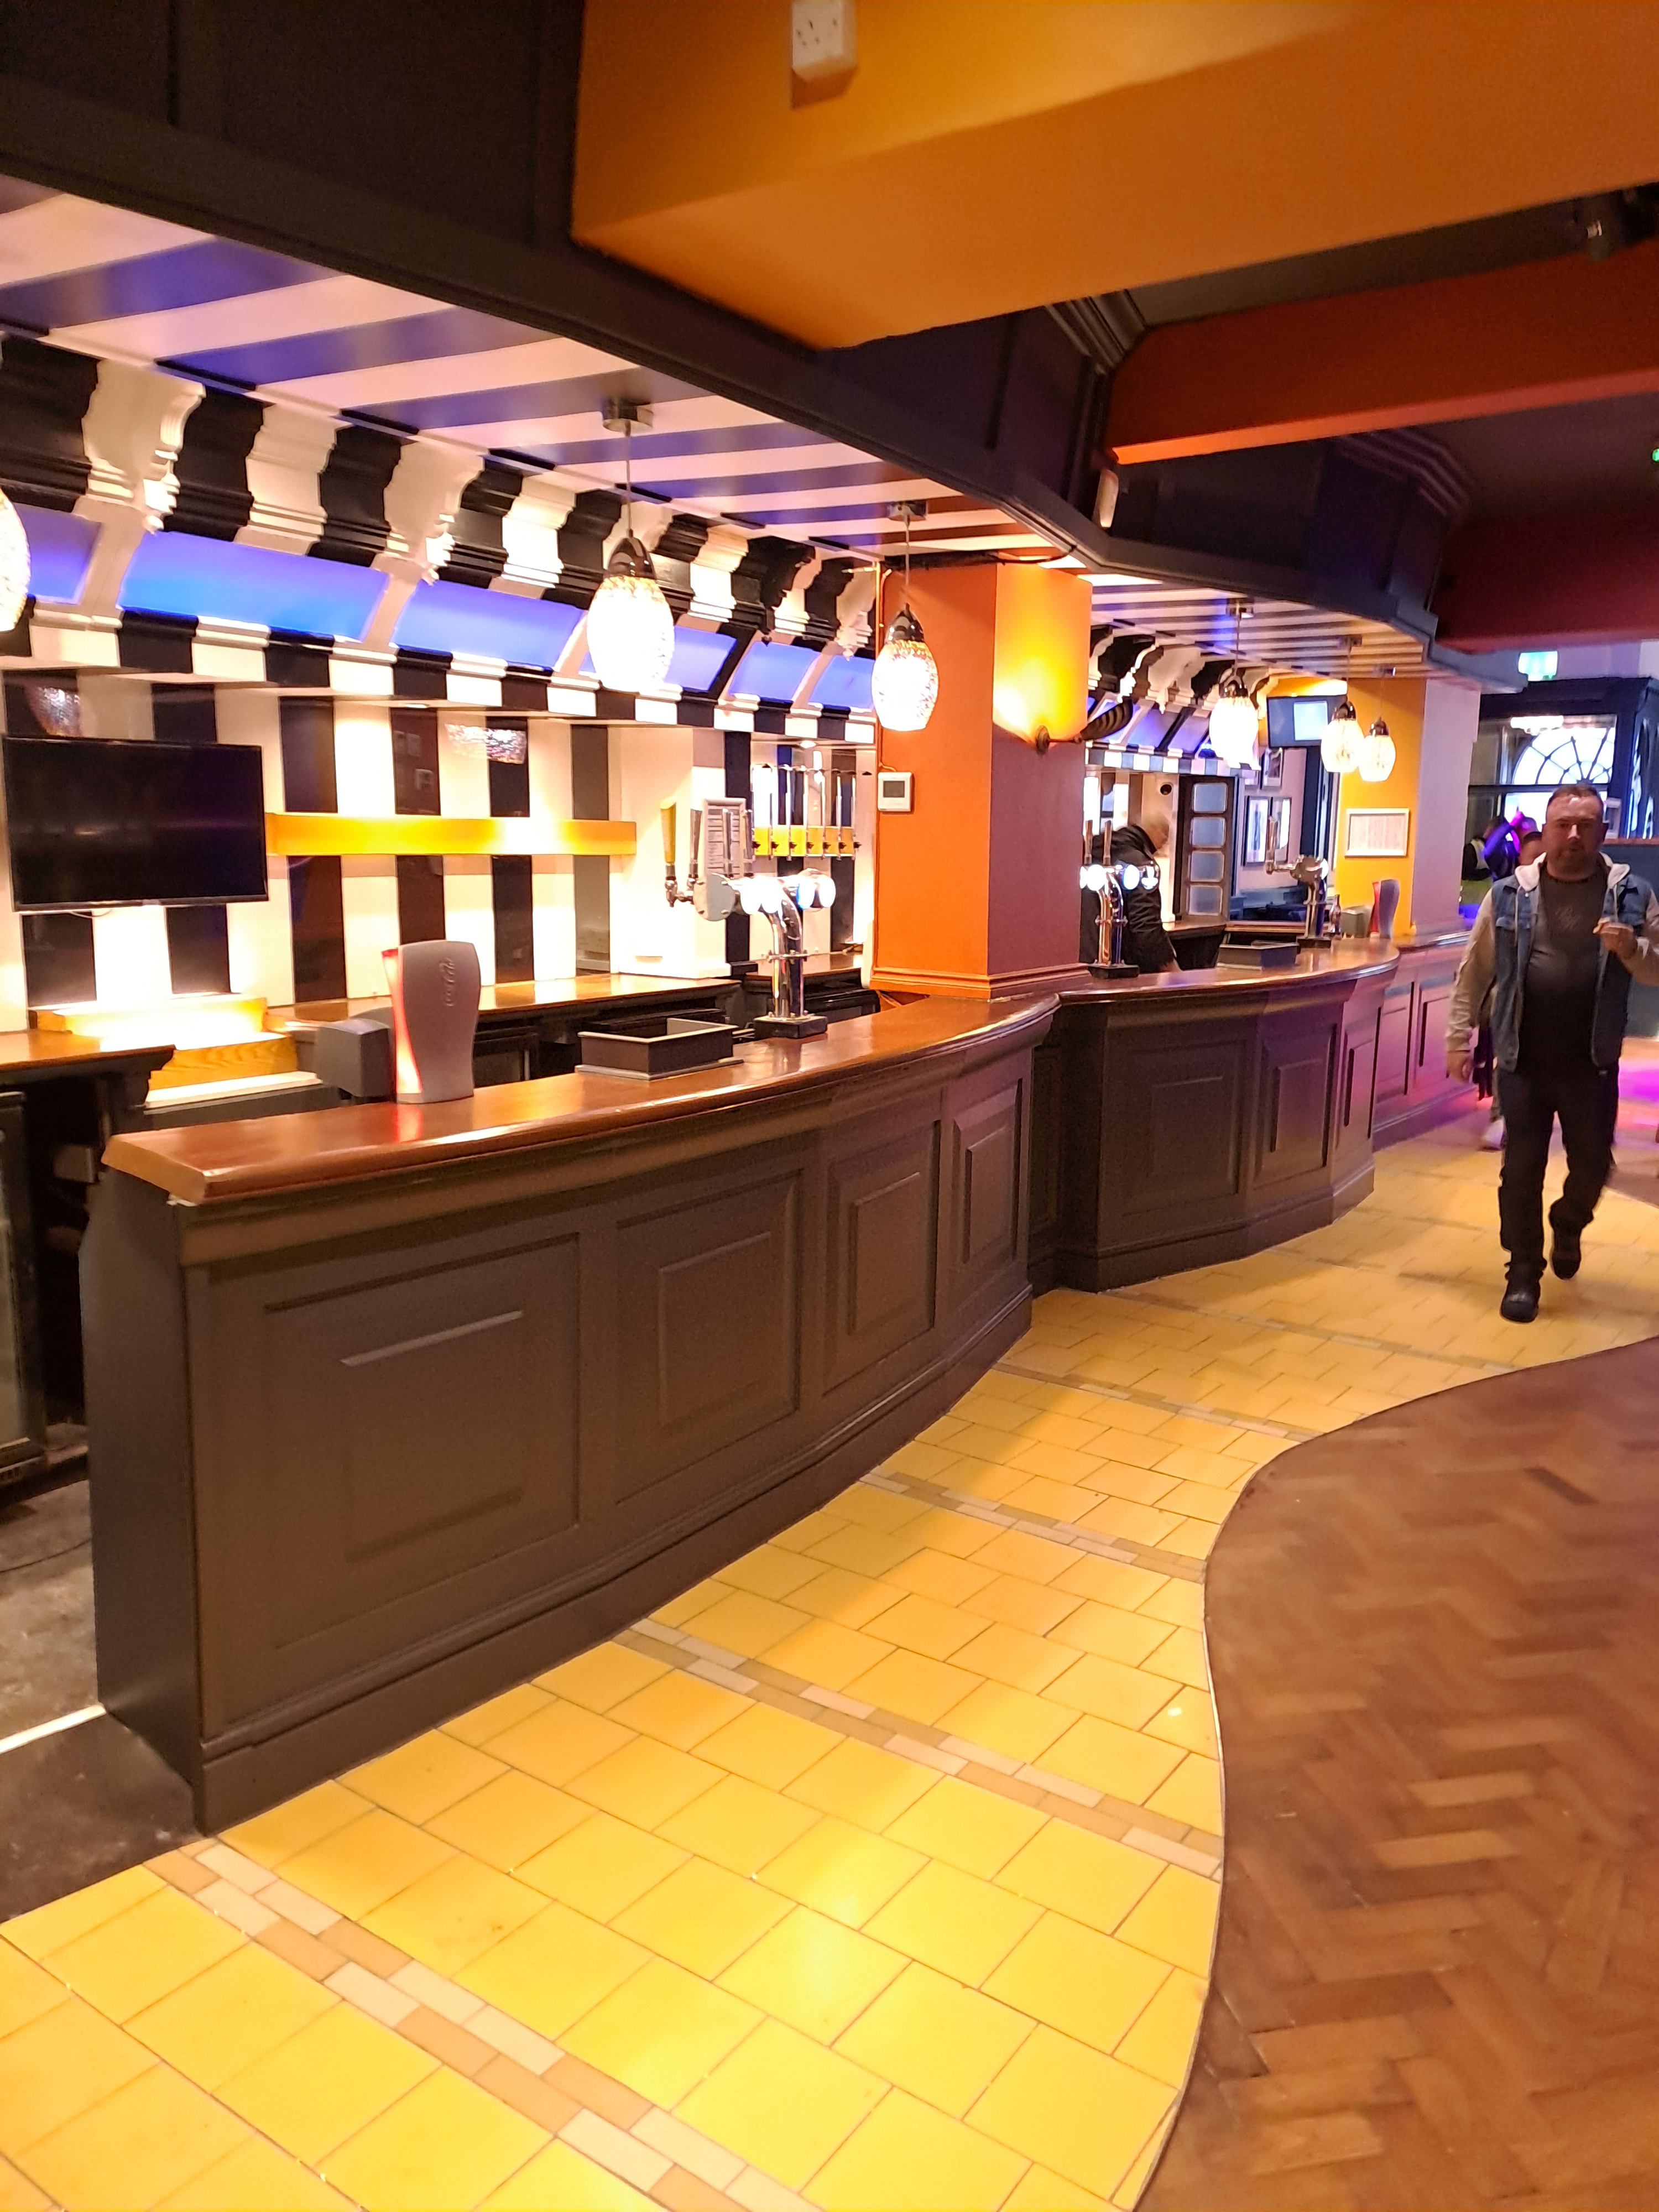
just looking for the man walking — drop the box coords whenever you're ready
[1448,784,1659,1322]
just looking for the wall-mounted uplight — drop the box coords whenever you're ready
[587,403,674,695]
[872,500,938,733]
[0,490,33,634]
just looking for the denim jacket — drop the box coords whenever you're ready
[1447,859,1659,1073]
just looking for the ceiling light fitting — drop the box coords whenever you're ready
[587,403,674,695]
[1357,716,1395,784]
[872,500,938,733]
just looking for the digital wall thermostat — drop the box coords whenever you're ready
[876,770,914,812]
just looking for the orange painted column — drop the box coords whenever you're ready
[870,562,1092,997]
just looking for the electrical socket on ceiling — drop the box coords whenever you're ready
[792,0,857,84]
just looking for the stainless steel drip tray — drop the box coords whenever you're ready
[577,1017,738,1078]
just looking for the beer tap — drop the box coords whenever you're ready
[739,874,831,1039]
[661,802,701,907]
[1081,830,1136,978]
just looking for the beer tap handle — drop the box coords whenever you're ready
[660,803,677,901]
[687,806,703,891]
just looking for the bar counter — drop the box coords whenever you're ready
[1027,941,1409,1290]
[83,995,1054,1825]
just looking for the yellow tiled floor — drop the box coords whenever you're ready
[8,1100,1659,2209]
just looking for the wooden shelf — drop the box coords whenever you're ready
[265,815,637,859]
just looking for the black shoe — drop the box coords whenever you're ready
[1501,1275,1540,1323]
[1550,1219,1583,1280]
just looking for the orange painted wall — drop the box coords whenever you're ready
[872,564,1089,997]
[1332,681,1478,937]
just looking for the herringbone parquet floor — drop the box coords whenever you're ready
[1142,1327,1659,2211]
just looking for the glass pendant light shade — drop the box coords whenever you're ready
[1357,715,1396,784]
[1207,679,1260,769]
[0,490,30,634]
[872,605,938,732]
[1322,695,1361,775]
[587,536,674,693]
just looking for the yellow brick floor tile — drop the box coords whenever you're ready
[693,1702,841,1789]
[516,1809,687,1922]
[1145,1752,1224,1833]
[1046,1652,1176,1732]
[1142,1625,1210,1688]
[1117,1865,1220,1976]
[884,1773,1047,1881]
[967,2025,1172,2200]
[280,1808,456,1923]
[833,1961,1034,2118]
[786,1737,938,1832]
[158,2133,354,2209]
[1075,1498,1182,1547]
[0,1997,155,2156]
[221,1781,369,1874]
[860,1589,985,1662]
[994,1821,1164,1937]
[658,1772,820,1876]
[39,1886,244,2025]
[126,1942,335,2091]
[343,1729,506,1824]
[962,1572,1083,1636]
[759,1814,926,1926]
[971,1530,1072,1584]
[649,1583,725,1630]
[708,1543,823,1602]
[1142,1692,1219,1761]
[0,2153,50,2210]
[215,2005,434,2164]
[880,1549,998,1608]
[761,1617,898,1691]
[17,2061,252,2210]
[936,1681,1074,1766]
[426,1771,593,1872]
[1162,1517,1222,1561]
[952,1620,1077,1694]
[483,2139,655,2209]
[323,2067,546,2211]
[1112,2122,1174,2210]
[809,2086,1029,2210]
[363,1851,549,1975]
[1005,1475,1099,1523]
[804,1523,927,1580]
[683,1588,815,1659]
[719,1905,905,2042]
[560,1956,760,2108]
[1154,1478,1235,1524]
[3,1865,161,1960]
[1004,2163,1109,2210]
[440,1683,552,1749]
[1114,1968,1207,2088]
[676,2017,884,2190]
[1050,1600,1175,1668]
[864,1861,1042,1985]
[843,1646,985,1726]
[899,1506,1009,1559]
[1080,1462,1184,1507]
[1053,1557,1168,1611]
[606,1668,750,1750]
[1044,1715,1187,1805]
[482,1700,637,1788]
[535,1641,669,1713]
[611,1857,792,1978]
[782,1565,896,1628]
[984,1912,1168,2054]
[1138,1580,1203,1631]
[0,1945,67,2041]
[564,1735,723,1829]
[458,1901,648,2039]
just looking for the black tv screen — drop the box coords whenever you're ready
[4,737,269,911]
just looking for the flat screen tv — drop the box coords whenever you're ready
[3,737,269,911]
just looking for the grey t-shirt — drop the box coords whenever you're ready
[1519,864,1605,1069]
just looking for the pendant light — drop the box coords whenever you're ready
[1207,599,1260,769]
[0,490,30,634]
[586,404,674,695]
[872,500,938,732]
[1357,715,1395,783]
[1322,639,1362,774]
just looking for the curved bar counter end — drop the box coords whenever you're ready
[82,995,1053,1828]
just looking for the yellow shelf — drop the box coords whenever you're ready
[265,814,638,859]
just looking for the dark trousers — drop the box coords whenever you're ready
[1498,1061,1619,1276]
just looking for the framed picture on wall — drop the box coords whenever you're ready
[1253,748,1284,790]
[1244,795,1295,865]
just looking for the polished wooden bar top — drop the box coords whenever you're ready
[1057,938,1399,1006]
[279,958,865,1030]
[103,994,1056,1206]
[0,1030,177,1077]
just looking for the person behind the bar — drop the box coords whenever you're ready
[1109,791,1180,974]
[1448,784,1659,1321]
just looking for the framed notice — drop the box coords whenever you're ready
[1244,795,1294,865]
[1345,808,1410,859]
